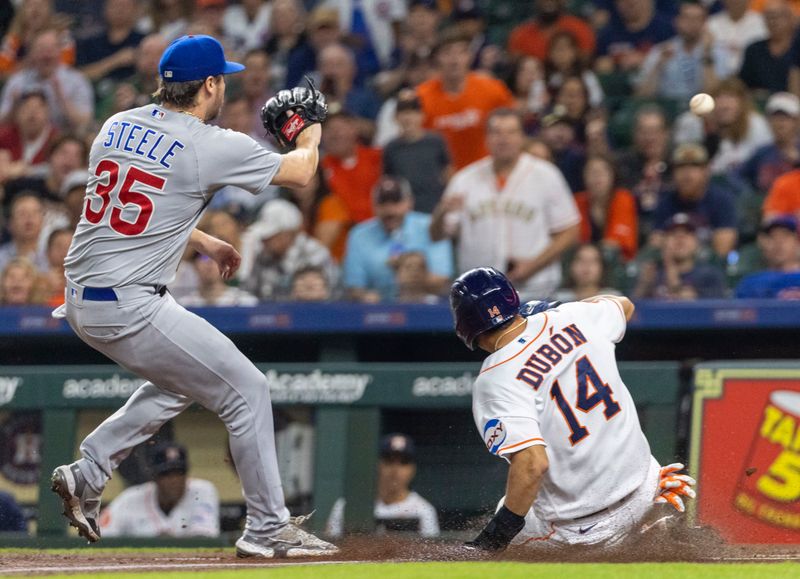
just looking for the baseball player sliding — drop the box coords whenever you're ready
[450,268,696,551]
[50,35,336,558]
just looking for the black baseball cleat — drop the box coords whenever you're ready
[51,464,102,543]
[235,513,339,558]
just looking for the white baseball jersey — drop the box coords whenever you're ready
[99,478,220,537]
[444,153,580,299]
[473,299,652,521]
[65,104,282,287]
[325,493,440,538]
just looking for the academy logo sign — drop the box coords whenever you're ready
[0,376,21,406]
[62,375,141,399]
[265,369,371,404]
[412,373,475,397]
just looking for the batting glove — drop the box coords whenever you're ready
[654,463,696,513]
[464,506,526,552]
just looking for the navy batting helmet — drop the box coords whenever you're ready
[449,267,520,350]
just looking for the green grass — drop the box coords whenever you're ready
[27,562,800,579]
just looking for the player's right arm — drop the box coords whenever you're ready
[271,124,321,188]
[465,445,547,552]
[468,375,547,551]
[503,445,549,517]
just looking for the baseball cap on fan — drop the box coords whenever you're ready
[664,212,700,233]
[249,199,303,240]
[374,175,413,205]
[765,92,800,117]
[761,214,799,235]
[380,433,416,463]
[158,35,245,82]
[148,442,189,477]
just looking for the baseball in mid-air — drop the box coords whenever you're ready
[690,93,715,116]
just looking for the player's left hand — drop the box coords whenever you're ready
[204,238,241,281]
[261,77,328,148]
[463,505,526,552]
[654,463,696,513]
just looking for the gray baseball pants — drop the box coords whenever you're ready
[63,279,289,535]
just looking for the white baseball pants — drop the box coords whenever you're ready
[511,456,662,548]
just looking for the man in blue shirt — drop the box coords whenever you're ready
[596,0,675,74]
[635,1,724,100]
[344,176,453,302]
[739,92,800,193]
[652,143,738,258]
[736,215,800,299]
[635,212,728,300]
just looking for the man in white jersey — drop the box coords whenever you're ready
[325,433,440,538]
[430,109,580,301]
[100,442,220,538]
[449,267,696,551]
[49,34,337,558]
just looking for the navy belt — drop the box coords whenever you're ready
[82,287,118,301]
[82,286,167,301]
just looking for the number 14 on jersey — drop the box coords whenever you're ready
[550,356,621,445]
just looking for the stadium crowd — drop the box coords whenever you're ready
[2,0,800,306]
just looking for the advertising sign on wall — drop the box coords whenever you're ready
[691,364,800,544]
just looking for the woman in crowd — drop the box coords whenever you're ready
[544,31,603,109]
[673,78,773,177]
[507,56,548,132]
[574,155,639,261]
[553,244,620,302]
[0,257,43,306]
[143,0,193,42]
[552,75,596,144]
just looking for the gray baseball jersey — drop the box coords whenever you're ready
[65,104,282,287]
[59,103,295,538]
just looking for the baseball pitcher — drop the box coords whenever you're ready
[50,35,335,558]
[450,267,696,551]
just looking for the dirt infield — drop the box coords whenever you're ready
[0,528,798,577]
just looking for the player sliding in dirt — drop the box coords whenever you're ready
[450,267,696,551]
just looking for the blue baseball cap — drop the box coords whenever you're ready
[159,35,245,82]
[380,433,416,462]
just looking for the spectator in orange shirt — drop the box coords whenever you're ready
[416,28,516,170]
[321,111,382,259]
[751,0,800,16]
[574,155,638,261]
[281,167,350,263]
[763,168,800,221]
[0,0,75,77]
[507,0,596,62]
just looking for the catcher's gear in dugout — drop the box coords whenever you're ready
[450,267,520,351]
[261,77,328,148]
